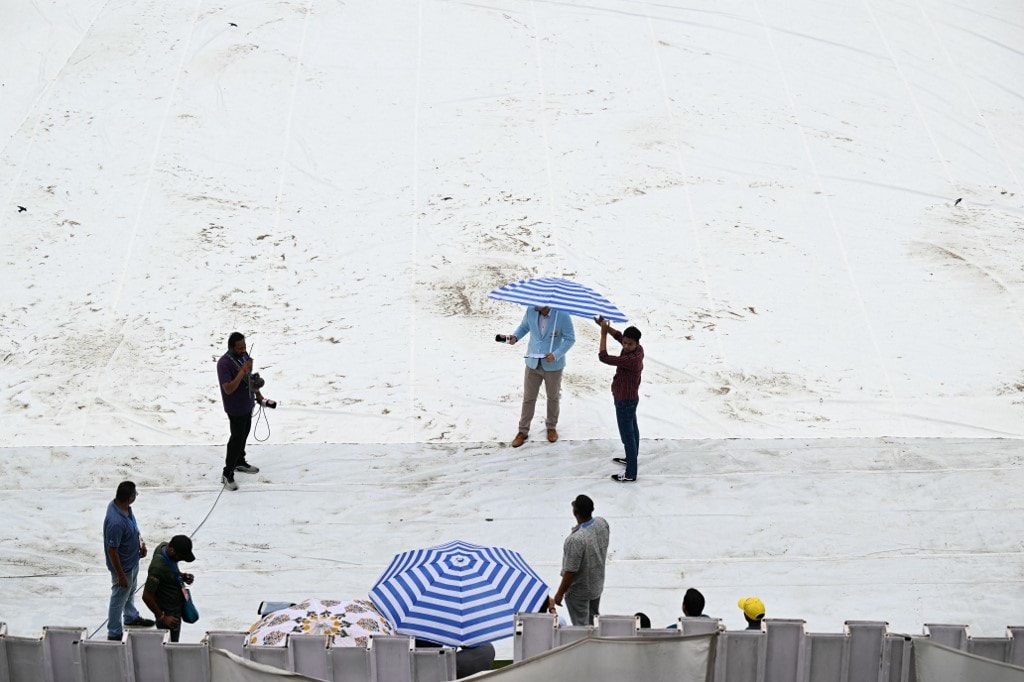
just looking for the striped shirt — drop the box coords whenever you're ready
[598,330,644,401]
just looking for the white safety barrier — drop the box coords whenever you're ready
[2,619,1024,682]
[510,615,1024,682]
[0,627,455,682]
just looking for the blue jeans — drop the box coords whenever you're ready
[614,399,640,479]
[108,564,141,637]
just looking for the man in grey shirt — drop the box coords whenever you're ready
[553,494,610,625]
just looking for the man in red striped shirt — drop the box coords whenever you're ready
[596,317,644,482]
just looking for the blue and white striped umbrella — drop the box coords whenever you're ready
[488,277,628,323]
[369,540,549,647]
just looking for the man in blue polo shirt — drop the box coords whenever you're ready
[103,481,152,640]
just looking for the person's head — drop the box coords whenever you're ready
[622,326,641,352]
[682,588,705,617]
[535,306,551,317]
[635,612,651,629]
[167,535,196,563]
[115,481,137,506]
[737,596,765,628]
[571,494,594,523]
[227,331,246,356]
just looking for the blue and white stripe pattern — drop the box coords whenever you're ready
[369,540,549,647]
[488,277,628,323]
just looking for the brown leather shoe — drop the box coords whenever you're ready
[547,429,558,443]
[511,432,527,448]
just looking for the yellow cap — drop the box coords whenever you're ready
[737,596,765,620]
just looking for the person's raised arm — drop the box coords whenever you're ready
[597,319,635,366]
[594,316,623,343]
[221,358,252,395]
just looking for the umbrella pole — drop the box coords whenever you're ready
[549,311,557,355]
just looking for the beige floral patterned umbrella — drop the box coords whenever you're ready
[246,598,394,647]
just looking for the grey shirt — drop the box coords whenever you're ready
[561,517,610,600]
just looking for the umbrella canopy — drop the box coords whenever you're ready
[246,598,394,647]
[488,277,628,323]
[369,540,549,647]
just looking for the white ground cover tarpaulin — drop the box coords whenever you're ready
[462,635,714,682]
[1,0,1023,446]
[1,437,1021,659]
[2,0,1024,662]
[913,638,1024,682]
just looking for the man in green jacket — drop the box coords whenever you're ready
[142,535,196,642]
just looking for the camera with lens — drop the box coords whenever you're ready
[250,372,266,390]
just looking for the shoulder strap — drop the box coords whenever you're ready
[161,550,184,585]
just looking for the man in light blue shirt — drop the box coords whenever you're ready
[506,306,575,446]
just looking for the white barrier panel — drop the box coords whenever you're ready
[913,638,1024,682]
[460,635,714,682]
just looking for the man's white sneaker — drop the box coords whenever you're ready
[235,463,259,474]
[222,476,239,491]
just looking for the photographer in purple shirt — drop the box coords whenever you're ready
[216,332,273,490]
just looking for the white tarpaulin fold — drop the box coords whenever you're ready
[210,648,326,682]
[467,634,714,682]
[913,638,1024,682]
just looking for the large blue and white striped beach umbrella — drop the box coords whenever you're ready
[369,540,549,647]
[488,277,628,323]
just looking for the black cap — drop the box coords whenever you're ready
[169,535,195,562]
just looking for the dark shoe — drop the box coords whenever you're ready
[124,617,155,627]
[235,462,260,474]
[610,474,636,483]
[511,433,527,448]
[107,634,122,641]
[612,457,627,465]
[547,429,558,443]
[222,475,239,491]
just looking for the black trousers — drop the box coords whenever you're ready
[224,414,252,478]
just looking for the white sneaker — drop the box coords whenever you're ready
[235,463,259,474]
[222,476,238,491]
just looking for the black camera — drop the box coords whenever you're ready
[250,372,266,390]
[495,334,509,343]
